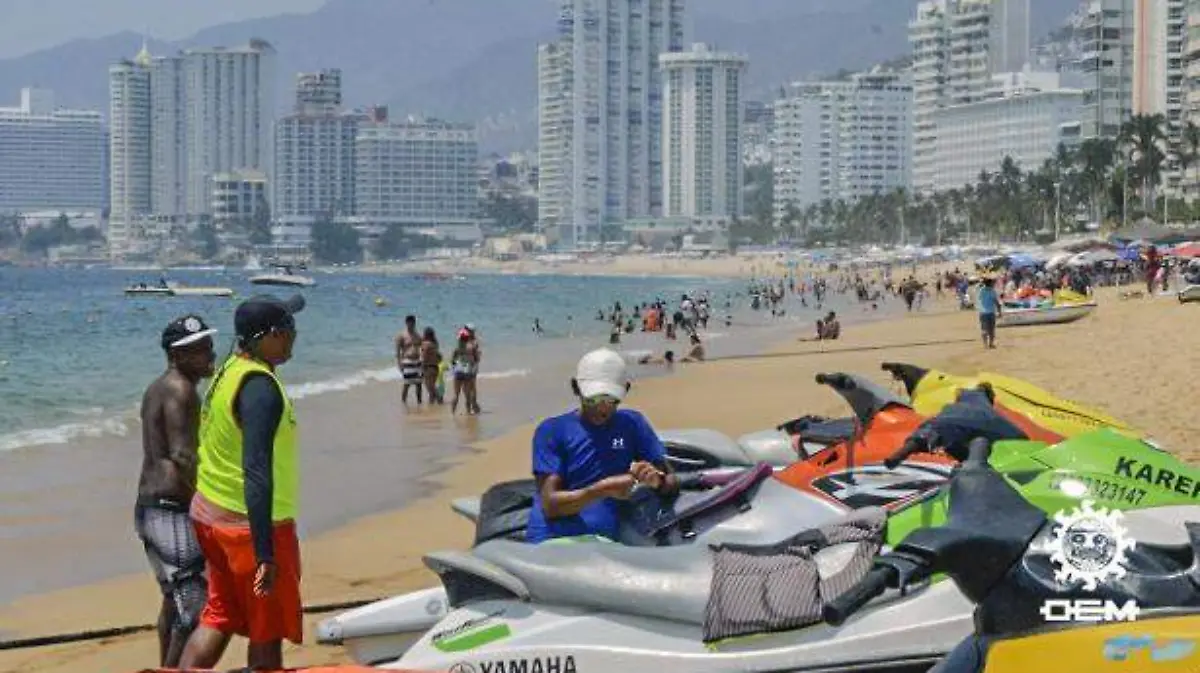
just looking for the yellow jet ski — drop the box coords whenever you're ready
[881,362,1140,438]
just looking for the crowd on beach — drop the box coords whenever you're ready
[115,249,1194,672]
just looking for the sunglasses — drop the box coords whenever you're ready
[583,395,620,407]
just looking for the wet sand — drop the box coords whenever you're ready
[1,288,1195,672]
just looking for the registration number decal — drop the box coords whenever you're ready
[1050,474,1146,506]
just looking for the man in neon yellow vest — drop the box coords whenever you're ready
[179,294,304,671]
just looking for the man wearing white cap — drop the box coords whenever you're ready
[526,348,678,543]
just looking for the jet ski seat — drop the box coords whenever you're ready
[637,462,775,543]
[456,508,886,626]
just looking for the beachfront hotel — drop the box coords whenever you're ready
[909,0,1031,194]
[275,70,367,245]
[659,44,748,219]
[106,40,276,257]
[927,72,1083,193]
[108,57,153,257]
[353,119,480,236]
[0,87,106,217]
[771,71,913,219]
[535,0,686,248]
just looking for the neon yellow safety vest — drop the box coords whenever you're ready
[197,355,299,521]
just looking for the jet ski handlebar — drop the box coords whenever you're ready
[814,372,855,391]
[883,432,933,470]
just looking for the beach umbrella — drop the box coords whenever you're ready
[1006,253,1039,269]
[1169,242,1200,258]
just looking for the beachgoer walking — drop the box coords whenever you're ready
[179,295,305,671]
[450,326,480,415]
[976,278,1002,349]
[526,349,679,543]
[136,315,217,667]
[420,327,442,404]
[395,315,423,404]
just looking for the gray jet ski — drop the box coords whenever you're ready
[315,374,921,662]
[383,437,1200,673]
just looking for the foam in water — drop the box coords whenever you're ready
[0,365,533,452]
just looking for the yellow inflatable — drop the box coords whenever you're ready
[883,363,1140,439]
[979,613,1199,672]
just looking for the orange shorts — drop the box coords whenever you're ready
[193,519,303,644]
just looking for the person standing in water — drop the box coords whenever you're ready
[136,315,218,667]
[395,315,423,405]
[420,327,442,404]
[450,325,481,414]
[179,295,305,671]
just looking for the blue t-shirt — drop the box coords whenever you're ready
[977,286,999,315]
[525,408,667,543]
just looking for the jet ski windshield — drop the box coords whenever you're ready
[814,372,911,428]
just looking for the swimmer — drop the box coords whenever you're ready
[638,350,676,366]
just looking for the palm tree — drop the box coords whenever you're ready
[1174,120,1200,197]
[1075,138,1116,225]
[1120,113,1167,214]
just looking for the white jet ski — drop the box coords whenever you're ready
[383,438,1200,673]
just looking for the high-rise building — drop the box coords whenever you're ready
[354,119,479,230]
[659,44,747,219]
[1074,0,1136,140]
[536,0,686,247]
[149,54,187,218]
[108,54,153,256]
[772,71,913,220]
[295,69,342,114]
[275,70,365,233]
[183,40,277,216]
[0,88,106,215]
[928,72,1083,194]
[909,0,1031,193]
[537,42,571,234]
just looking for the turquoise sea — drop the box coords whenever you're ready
[0,267,777,452]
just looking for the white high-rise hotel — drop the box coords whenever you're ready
[0,87,106,214]
[108,40,275,256]
[772,72,913,219]
[909,0,1030,194]
[660,44,747,219]
[537,0,686,247]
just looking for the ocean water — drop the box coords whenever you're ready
[0,267,773,452]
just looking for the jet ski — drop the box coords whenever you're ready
[384,424,1199,673]
[827,437,1200,673]
[657,373,911,472]
[883,362,1139,439]
[321,392,1199,667]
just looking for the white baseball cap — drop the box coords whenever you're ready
[575,348,628,400]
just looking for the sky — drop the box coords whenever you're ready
[0,0,328,58]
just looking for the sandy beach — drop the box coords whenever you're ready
[1,285,1196,673]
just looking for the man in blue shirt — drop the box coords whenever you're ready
[976,277,1002,349]
[526,349,679,543]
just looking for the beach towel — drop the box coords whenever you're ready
[702,508,886,643]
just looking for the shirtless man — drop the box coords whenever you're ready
[395,315,423,404]
[135,315,217,667]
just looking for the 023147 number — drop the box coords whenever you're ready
[1049,474,1146,506]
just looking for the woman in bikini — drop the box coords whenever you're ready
[420,327,442,404]
[450,328,481,415]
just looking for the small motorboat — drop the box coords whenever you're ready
[997,302,1096,328]
[250,264,316,287]
[125,280,234,298]
[1178,285,1200,303]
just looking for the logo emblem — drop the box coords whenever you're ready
[184,317,202,332]
[1048,500,1136,591]
[612,437,624,449]
[448,664,477,673]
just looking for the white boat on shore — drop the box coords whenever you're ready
[249,264,316,288]
[997,302,1096,328]
[124,281,234,298]
[1178,285,1200,303]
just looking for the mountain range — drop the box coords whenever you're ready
[0,0,1080,151]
